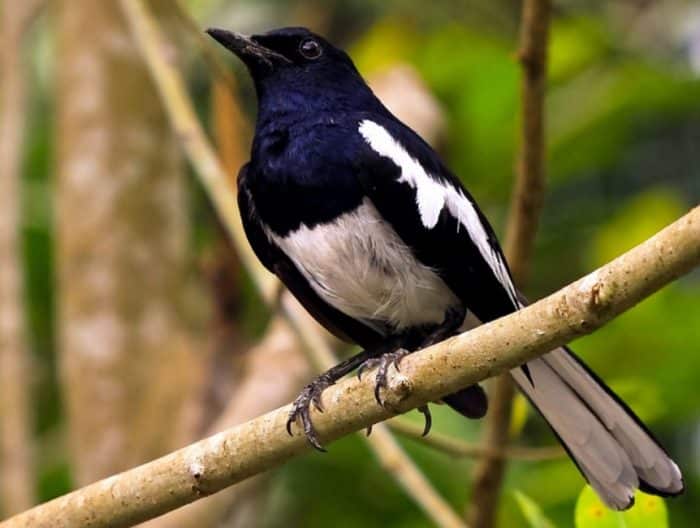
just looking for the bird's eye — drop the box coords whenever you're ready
[299,38,322,60]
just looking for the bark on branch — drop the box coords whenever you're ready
[2,205,698,528]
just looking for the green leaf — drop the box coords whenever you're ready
[514,490,556,528]
[509,393,529,438]
[574,486,668,528]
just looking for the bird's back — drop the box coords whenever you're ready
[218,26,684,509]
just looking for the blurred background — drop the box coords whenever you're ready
[1,0,699,526]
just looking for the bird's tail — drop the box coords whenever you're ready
[510,346,683,510]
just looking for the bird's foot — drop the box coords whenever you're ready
[358,348,412,407]
[358,349,433,436]
[286,373,334,451]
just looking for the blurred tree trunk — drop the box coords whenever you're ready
[143,314,311,528]
[0,0,42,516]
[55,0,208,485]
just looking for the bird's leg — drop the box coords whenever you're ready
[368,306,467,401]
[360,348,412,407]
[287,344,392,451]
[417,305,468,348]
[422,306,488,420]
[288,307,469,450]
[364,306,468,434]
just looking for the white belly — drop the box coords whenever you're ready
[266,199,460,333]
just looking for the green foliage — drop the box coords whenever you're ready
[353,19,519,207]
[351,19,418,75]
[589,190,685,267]
[509,393,530,438]
[265,432,469,528]
[37,461,72,504]
[548,17,610,82]
[20,1,700,525]
[575,189,700,421]
[575,486,668,528]
[607,378,664,424]
[514,490,556,528]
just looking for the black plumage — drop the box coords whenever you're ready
[208,26,683,509]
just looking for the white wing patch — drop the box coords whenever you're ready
[359,120,445,229]
[358,119,519,306]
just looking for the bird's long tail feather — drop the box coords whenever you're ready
[510,346,683,509]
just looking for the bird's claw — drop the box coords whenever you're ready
[358,349,412,407]
[286,375,334,451]
[359,349,432,435]
[288,348,431,449]
[357,357,379,381]
[418,405,432,436]
[365,406,430,437]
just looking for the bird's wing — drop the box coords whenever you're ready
[352,118,684,509]
[238,163,383,348]
[353,117,519,322]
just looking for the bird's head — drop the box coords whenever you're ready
[207,27,380,117]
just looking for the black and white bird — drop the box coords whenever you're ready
[207,26,683,509]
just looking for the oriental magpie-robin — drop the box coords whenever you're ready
[207,26,683,509]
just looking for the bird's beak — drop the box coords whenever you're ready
[206,28,290,68]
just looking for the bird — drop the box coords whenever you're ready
[206,26,684,510]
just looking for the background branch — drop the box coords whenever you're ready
[505,0,551,281]
[118,1,465,527]
[467,1,550,526]
[2,204,698,528]
[388,419,564,462]
[170,0,241,98]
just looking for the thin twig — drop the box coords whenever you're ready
[466,376,516,525]
[3,205,698,528]
[467,2,551,526]
[170,0,240,95]
[210,78,249,184]
[117,2,466,527]
[504,0,551,282]
[121,2,275,304]
[388,419,564,462]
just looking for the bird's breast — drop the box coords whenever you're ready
[264,198,460,333]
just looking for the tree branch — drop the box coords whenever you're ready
[277,297,468,528]
[467,1,550,526]
[117,1,465,527]
[2,205,698,528]
[504,0,551,281]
